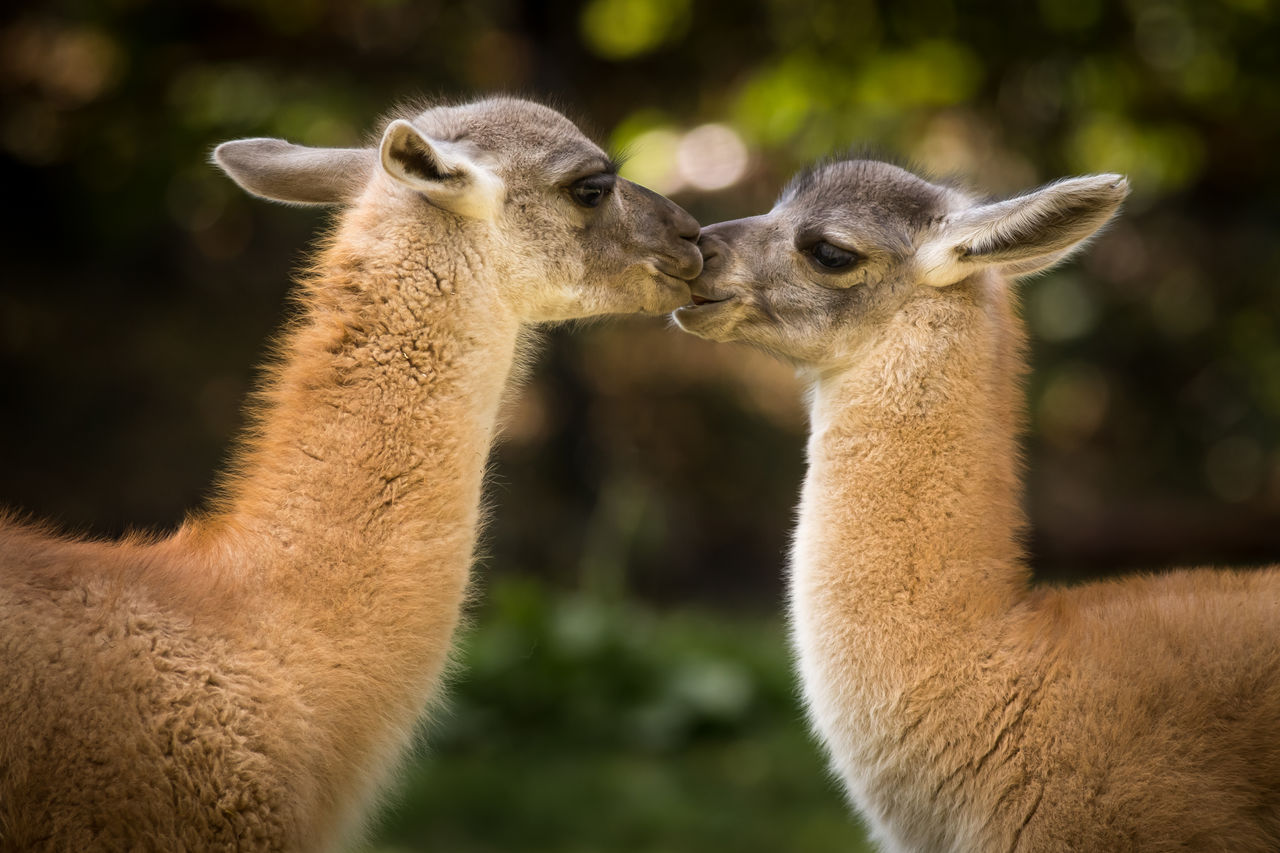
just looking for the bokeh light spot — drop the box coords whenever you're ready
[733,56,831,147]
[675,124,749,192]
[580,0,690,60]
[0,21,124,105]
[1067,114,1204,191]
[618,126,685,194]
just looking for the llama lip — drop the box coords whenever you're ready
[688,292,727,307]
[649,262,700,293]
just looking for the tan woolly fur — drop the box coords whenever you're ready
[0,97,701,851]
[675,159,1280,851]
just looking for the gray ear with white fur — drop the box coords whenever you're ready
[378,119,505,220]
[212,139,375,206]
[918,174,1130,286]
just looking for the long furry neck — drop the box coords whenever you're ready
[179,203,520,698]
[788,274,1033,848]
[794,272,1030,703]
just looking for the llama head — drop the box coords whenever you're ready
[212,97,702,320]
[674,159,1128,366]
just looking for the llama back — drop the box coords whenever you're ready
[1003,565,1280,850]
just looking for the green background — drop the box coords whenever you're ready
[1,0,1277,849]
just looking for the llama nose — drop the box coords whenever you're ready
[701,233,721,262]
[699,216,756,243]
[696,231,724,267]
[670,205,700,242]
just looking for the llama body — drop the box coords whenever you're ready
[794,281,1280,851]
[678,161,1280,850]
[0,97,700,850]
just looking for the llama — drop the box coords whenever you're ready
[675,160,1280,851]
[0,97,701,851]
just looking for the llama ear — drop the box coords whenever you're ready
[212,139,374,206]
[378,119,505,220]
[917,174,1129,287]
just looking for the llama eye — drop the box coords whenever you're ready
[808,240,860,270]
[570,174,616,208]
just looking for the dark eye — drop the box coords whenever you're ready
[570,174,616,208]
[807,240,860,270]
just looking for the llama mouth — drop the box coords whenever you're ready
[650,253,703,284]
[686,293,728,307]
[649,266,698,297]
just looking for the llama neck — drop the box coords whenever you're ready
[204,212,520,679]
[793,274,1030,694]
[152,206,526,840]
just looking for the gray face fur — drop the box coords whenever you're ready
[674,159,1128,366]
[214,97,703,321]
[412,99,703,319]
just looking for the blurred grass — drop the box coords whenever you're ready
[361,579,872,852]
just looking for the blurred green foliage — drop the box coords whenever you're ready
[363,580,867,852]
[2,0,1279,848]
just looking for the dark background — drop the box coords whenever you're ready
[2,1,1277,849]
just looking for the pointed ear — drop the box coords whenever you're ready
[212,139,374,205]
[378,119,505,220]
[917,174,1129,287]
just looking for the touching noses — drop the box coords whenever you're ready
[696,230,722,267]
[628,181,702,279]
[696,219,744,270]
[660,196,703,280]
